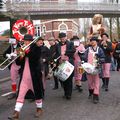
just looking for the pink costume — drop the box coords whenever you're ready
[10,49,20,93]
[60,44,69,62]
[102,63,111,78]
[15,58,42,112]
[87,47,100,95]
[10,62,20,93]
[74,44,85,85]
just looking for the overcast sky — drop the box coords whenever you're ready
[0,21,10,33]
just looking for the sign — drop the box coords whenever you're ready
[12,19,34,41]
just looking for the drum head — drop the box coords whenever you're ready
[81,62,98,75]
[54,61,74,81]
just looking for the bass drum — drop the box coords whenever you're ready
[54,61,74,81]
[12,19,35,41]
[81,62,99,75]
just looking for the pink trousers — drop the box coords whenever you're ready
[87,74,100,95]
[102,63,111,78]
[10,62,20,92]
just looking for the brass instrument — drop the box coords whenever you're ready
[0,36,40,71]
[0,19,36,71]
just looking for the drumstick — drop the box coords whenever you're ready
[49,56,61,73]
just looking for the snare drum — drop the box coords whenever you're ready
[81,62,99,75]
[54,61,74,81]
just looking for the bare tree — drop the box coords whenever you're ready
[116,0,120,40]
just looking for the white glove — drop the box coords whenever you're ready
[6,54,11,59]
[10,53,17,57]
[81,61,85,64]
[42,59,46,62]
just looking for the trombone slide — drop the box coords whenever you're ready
[0,55,20,71]
[0,36,39,71]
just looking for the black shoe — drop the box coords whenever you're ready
[88,89,93,99]
[78,87,83,92]
[105,88,109,91]
[7,93,16,100]
[93,94,99,104]
[52,87,58,90]
[66,96,71,100]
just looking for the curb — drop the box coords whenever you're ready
[0,76,10,83]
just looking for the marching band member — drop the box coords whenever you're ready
[3,38,20,100]
[100,33,113,91]
[70,36,85,92]
[84,37,105,104]
[55,32,75,100]
[8,34,44,120]
[35,37,50,90]
[48,37,59,90]
[87,14,105,40]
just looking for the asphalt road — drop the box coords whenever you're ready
[0,71,120,120]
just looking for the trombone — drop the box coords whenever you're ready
[0,36,40,71]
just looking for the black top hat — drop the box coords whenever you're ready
[23,34,33,41]
[58,32,66,38]
[37,36,44,41]
[90,37,98,42]
[70,35,79,41]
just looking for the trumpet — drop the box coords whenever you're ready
[0,36,40,71]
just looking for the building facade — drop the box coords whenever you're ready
[39,19,79,40]
[33,0,79,40]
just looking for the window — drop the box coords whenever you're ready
[42,25,46,36]
[59,23,67,33]
[35,25,41,36]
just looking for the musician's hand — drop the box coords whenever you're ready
[81,61,84,64]
[53,63,56,68]
[101,41,107,46]
[43,59,46,62]
[10,53,17,57]
[6,54,11,59]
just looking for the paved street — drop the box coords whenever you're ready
[0,69,10,79]
[0,70,120,120]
